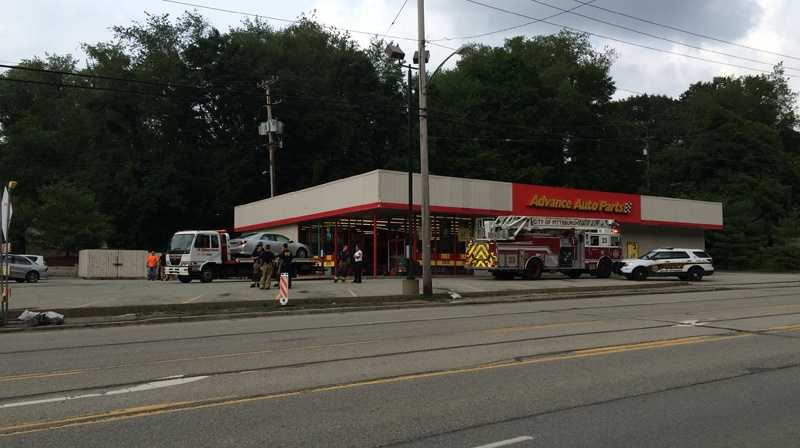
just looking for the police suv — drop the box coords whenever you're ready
[616,248,714,282]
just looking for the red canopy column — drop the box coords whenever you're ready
[372,214,378,277]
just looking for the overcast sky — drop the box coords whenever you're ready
[2,0,798,99]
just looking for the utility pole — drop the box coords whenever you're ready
[417,0,433,297]
[406,66,415,281]
[258,78,278,198]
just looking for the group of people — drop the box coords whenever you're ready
[334,244,364,283]
[250,243,294,290]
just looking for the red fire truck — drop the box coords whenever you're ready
[466,216,623,280]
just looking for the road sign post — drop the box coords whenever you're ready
[1,183,15,326]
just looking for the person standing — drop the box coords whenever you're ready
[259,244,275,290]
[335,244,351,283]
[250,243,264,288]
[146,250,159,281]
[278,243,294,289]
[353,244,363,283]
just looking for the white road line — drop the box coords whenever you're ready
[0,376,207,409]
[182,294,205,304]
[347,288,358,297]
[471,436,535,448]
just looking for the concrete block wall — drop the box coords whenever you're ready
[78,250,149,279]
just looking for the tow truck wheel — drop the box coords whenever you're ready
[594,259,612,279]
[631,267,648,281]
[178,275,192,284]
[523,259,543,280]
[200,267,215,283]
[296,248,308,259]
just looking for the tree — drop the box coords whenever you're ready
[31,182,111,255]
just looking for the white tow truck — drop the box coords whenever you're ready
[164,230,257,283]
[466,216,624,279]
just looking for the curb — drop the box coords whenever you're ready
[8,281,688,319]
[0,282,699,332]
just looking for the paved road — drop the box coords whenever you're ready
[1,283,800,447]
[10,271,800,310]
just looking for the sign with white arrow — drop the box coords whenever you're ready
[1,187,12,241]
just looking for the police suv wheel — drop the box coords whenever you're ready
[687,266,704,282]
[631,267,648,281]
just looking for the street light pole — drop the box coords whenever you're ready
[417,0,433,297]
[406,66,415,280]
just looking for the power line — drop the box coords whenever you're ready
[0,76,189,98]
[387,0,410,33]
[463,0,789,78]
[429,0,596,42]
[571,0,800,62]
[161,0,459,52]
[526,0,800,73]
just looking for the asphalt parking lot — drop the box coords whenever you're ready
[5,271,798,311]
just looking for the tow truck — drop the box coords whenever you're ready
[164,230,317,283]
[466,216,623,280]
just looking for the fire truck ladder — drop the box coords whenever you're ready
[481,216,616,240]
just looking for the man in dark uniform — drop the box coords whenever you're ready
[250,243,264,288]
[278,243,293,289]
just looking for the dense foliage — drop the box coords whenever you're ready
[0,13,797,269]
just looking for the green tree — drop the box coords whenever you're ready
[31,182,111,255]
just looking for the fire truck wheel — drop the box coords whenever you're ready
[178,276,192,283]
[200,267,215,283]
[594,259,612,278]
[631,267,648,281]
[523,259,543,280]
[687,266,704,282]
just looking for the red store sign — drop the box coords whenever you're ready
[511,184,642,223]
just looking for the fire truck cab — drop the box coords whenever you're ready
[466,216,623,280]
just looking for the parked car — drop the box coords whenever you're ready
[229,232,311,259]
[20,254,46,266]
[617,248,714,282]
[1,254,49,283]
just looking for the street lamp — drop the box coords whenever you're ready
[385,43,419,289]
[386,42,465,295]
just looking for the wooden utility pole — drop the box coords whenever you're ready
[417,0,433,297]
[258,78,278,198]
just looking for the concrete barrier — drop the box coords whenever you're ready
[78,250,148,279]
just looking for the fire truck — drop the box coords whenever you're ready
[466,216,623,280]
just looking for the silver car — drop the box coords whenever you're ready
[1,254,48,283]
[229,232,311,259]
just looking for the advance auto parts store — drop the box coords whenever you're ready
[234,170,723,276]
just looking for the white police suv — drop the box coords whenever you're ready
[616,248,714,282]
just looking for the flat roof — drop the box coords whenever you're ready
[235,170,723,232]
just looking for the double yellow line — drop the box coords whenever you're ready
[0,332,750,437]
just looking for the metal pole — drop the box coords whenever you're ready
[406,66,415,280]
[417,0,433,297]
[1,188,9,326]
[266,85,276,198]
